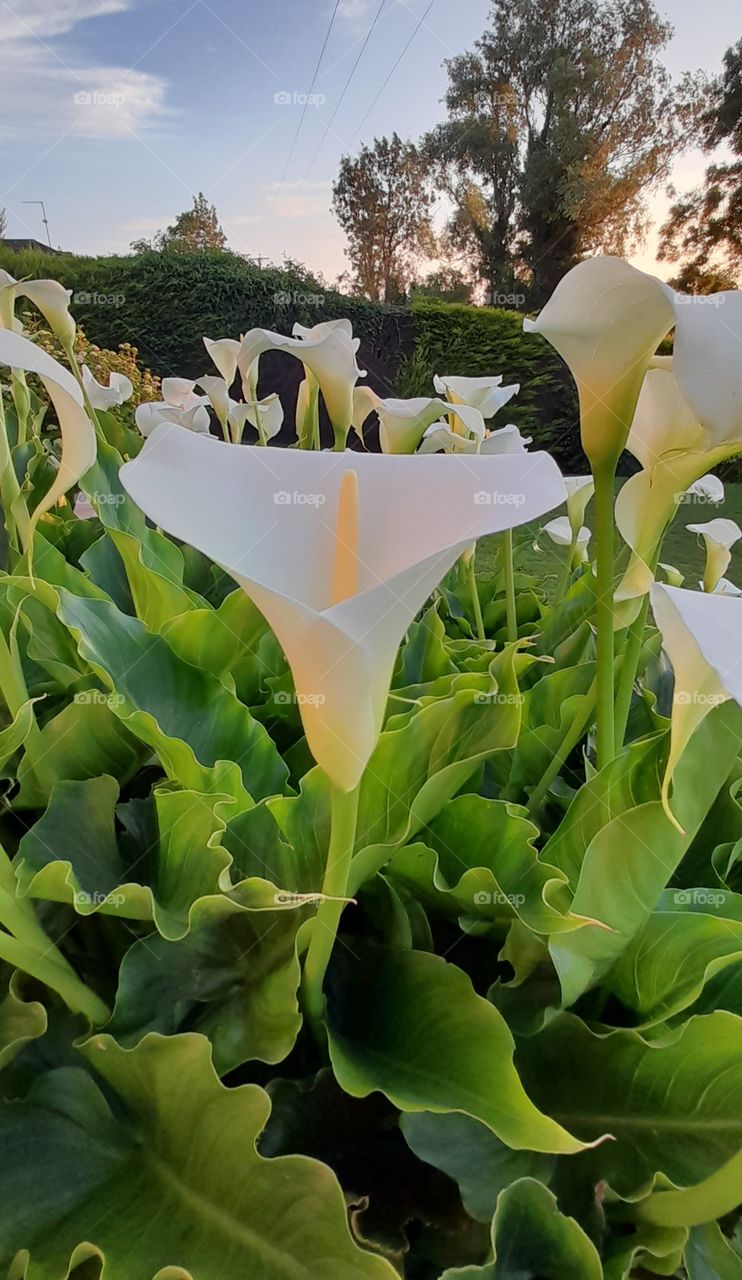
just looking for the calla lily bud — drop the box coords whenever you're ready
[686,518,742,594]
[203,337,240,388]
[564,476,595,537]
[82,366,133,410]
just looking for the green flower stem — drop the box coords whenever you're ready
[464,544,486,641]
[307,374,320,450]
[593,463,617,771]
[613,593,651,752]
[503,530,517,643]
[11,373,31,447]
[0,382,30,555]
[526,677,597,815]
[62,341,104,438]
[554,528,579,602]
[301,777,360,1037]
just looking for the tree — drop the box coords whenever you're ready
[332,134,436,302]
[658,39,742,291]
[426,0,691,306]
[410,266,476,304]
[130,193,227,253]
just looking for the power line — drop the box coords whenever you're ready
[279,0,343,187]
[299,0,390,188]
[349,0,437,144]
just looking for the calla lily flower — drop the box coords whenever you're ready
[238,322,364,447]
[203,337,240,388]
[135,401,211,438]
[232,394,284,445]
[658,562,685,587]
[564,476,594,537]
[161,378,206,412]
[524,257,676,470]
[686,473,724,504]
[651,584,742,820]
[420,421,531,457]
[0,273,76,346]
[433,374,520,420]
[713,576,742,596]
[375,397,485,454]
[120,427,566,791]
[686,518,742,593]
[196,375,232,436]
[0,329,95,528]
[81,366,133,411]
[542,516,591,563]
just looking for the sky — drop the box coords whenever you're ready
[0,0,739,284]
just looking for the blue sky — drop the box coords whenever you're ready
[0,0,739,282]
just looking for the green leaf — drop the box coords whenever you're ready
[108,895,302,1071]
[350,648,526,893]
[684,1223,742,1279]
[386,795,586,935]
[440,1177,603,1280]
[505,661,595,800]
[401,1112,552,1223]
[547,705,742,1003]
[608,890,742,1025]
[0,974,46,1070]
[15,696,146,808]
[326,945,595,1155]
[517,1011,742,1208]
[55,590,287,805]
[15,780,233,939]
[0,700,38,777]
[0,1033,397,1279]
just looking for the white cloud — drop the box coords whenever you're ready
[0,0,168,139]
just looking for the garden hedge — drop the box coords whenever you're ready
[0,244,581,465]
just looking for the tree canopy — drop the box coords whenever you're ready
[130,193,227,254]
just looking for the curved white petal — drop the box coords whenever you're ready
[161,377,203,411]
[233,394,284,443]
[196,375,232,428]
[671,291,742,446]
[658,562,684,587]
[626,369,706,471]
[564,475,594,534]
[293,319,354,341]
[651,584,742,821]
[525,257,675,467]
[377,397,485,454]
[121,429,566,790]
[418,425,479,455]
[135,401,211,438]
[686,517,742,593]
[480,423,532,455]
[203,337,240,387]
[713,576,742,596]
[12,280,76,346]
[351,385,380,443]
[82,366,133,410]
[686,473,724,504]
[238,325,363,437]
[0,329,95,526]
[543,516,590,549]
[433,373,519,419]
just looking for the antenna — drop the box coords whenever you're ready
[22,200,52,248]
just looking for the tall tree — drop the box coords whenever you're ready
[332,133,436,302]
[658,38,742,291]
[426,0,691,306]
[130,193,227,253]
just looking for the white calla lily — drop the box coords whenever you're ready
[0,274,76,346]
[81,366,133,411]
[161,378,206,411]
[712,576,742,596]
[196,375,232,436]
[351,385,380,445]
[135,401,211,438]
[0,329,95,530]
[374,397,485,454]
[203,337,240,388]
[650,584,742,823]
[238,322,364,447]
[563,476,594,537]
[686,517,742,594]
[481,423,532,455]
[542,516,591,565]
[420,421,532,457]
[433,374,520,420]
[120,427,566,791]
[686,473,724,504]
[293,319,353,341]
[232,393,284,445]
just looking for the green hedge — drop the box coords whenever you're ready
[0,245,581,465]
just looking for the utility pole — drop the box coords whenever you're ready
[22,200,52,248]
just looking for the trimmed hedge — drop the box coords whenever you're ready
[0,245,581,465]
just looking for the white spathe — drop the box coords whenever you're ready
[81,366,133,410]
[0,273,76,345]
[433,374,520,419]
[238,323,364,438]
[686,517,742,594]
[686,474,724,504]
[563,475,595,536]
[135,401,211,438]
[203,337,240,388]
[0,329,95,527]
[376,397,485,454]
[543,516,590,551]
[651,584,742,819]
[120,427,566,790]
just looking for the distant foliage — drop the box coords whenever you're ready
[130,193,227,253]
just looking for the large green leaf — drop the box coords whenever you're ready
[0,974,46,1071]
[107,894,302,1070]
[547,706,742,1003]
[326,945,595,1155]
[15,779,233,939]
[505,660,595,801]
[55,591,287,805]
[517,1011,742,1209]
[440,1178,603,1280]
[0,1033,396,1279]
[608,890,742,1025]
[14,696,146,809]
[684,1223,742,1279]
[386,795,589,935]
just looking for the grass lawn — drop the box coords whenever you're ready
[476,480,742,601]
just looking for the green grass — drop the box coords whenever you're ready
[476,480,742,600]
